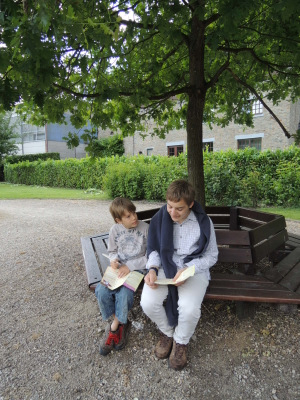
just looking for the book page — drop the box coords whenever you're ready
[155,265,195,285]
[101,267,127,290]
[123,271,144,291]
[101,267,144,292]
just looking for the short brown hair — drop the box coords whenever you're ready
[109,197,136,221]
[166,180,195,206]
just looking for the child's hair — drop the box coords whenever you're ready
[109,197,136,221]
[166,180,195,206]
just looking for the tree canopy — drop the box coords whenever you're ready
[0,0,299,204]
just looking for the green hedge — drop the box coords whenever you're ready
[3,147,300,206]
[5,152,60,164]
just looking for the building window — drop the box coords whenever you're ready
[237,137,262,150]
[202,141,213,152]
[146,147,153,156]
[167,145,183,157]
[252,100,263,115]
[21,123,45,142]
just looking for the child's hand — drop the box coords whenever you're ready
[173,267,187,287]
[110,259,120,269]
[118,265,130,278]
[144,269,158,289]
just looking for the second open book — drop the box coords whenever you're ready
[100,265,195,292]
[155,265,195,285]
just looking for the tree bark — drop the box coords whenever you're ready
[186,12,207,207]
[187,95,206,206]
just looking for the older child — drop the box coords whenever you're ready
[141,180,218,370]
[95,197,149,356]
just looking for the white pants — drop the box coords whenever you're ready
[140,269,209,345]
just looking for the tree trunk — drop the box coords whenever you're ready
[186,13,206,207]
[187,95,206,206]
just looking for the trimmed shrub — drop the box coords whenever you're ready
[3,146,300,206]
[273,161,300,206]
[5,153,60,164]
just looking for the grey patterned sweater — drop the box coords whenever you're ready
[107,220,149,271]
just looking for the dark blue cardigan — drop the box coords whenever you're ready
[147,201,211,327]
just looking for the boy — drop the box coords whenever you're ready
[141,180,218,370]
[95,197,149,356]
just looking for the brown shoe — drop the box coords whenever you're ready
[155,332,173,359]
[168,340,187,370]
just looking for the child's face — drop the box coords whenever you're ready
[167,198,194,224]
[116,210,138,229]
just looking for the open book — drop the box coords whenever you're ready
[101,266,144,292]
[155,265,195,285]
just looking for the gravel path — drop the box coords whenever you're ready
[0,199,299,400]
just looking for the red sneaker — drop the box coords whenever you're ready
[99,325,119,356]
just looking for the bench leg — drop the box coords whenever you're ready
[235,302,257,320]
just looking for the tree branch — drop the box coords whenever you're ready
[204,13,220,28]
[226,68,291,138]
[52,83,190,101]
[219,46,300,77]
[140,40,186,84]
[240,25,300,44]
[206,59,230,90]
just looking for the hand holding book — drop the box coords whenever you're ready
[155,265,195,285]
[101,266,144,292]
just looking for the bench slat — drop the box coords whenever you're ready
[91,235,110,276]
[81,237,102,287]
[211,273,272,283]
[238,217,264,230]
[252,229,288,262]
[250,216,286,245]
[238,207,277,223]
[205,287,300,303]
[218,247,252,263]
[205,206,230,214]
[264,247,300,283]
[209,215,230,225]
[136,208,160,220]
[285,233,300,248]
[209,280,289,292]
[215,230,250,246]
[279,261,300,292]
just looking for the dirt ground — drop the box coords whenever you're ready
[0,199,299,400]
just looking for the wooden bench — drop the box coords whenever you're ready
[81,207,300,318]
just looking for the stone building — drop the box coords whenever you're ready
[99,98,299,156]
[10,97,299,160]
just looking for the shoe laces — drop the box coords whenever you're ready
[160,333,171,346]
[106,330,120,346]
[174,343,186,358]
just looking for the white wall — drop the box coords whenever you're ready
[16,141,46,155]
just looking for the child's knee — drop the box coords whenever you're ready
[95,284,107,301]
[179,301,201,320]
[140,295,153,315]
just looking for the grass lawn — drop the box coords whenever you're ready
[1,183,299,220]
[0,183,110,200]
[258,207,300,221]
